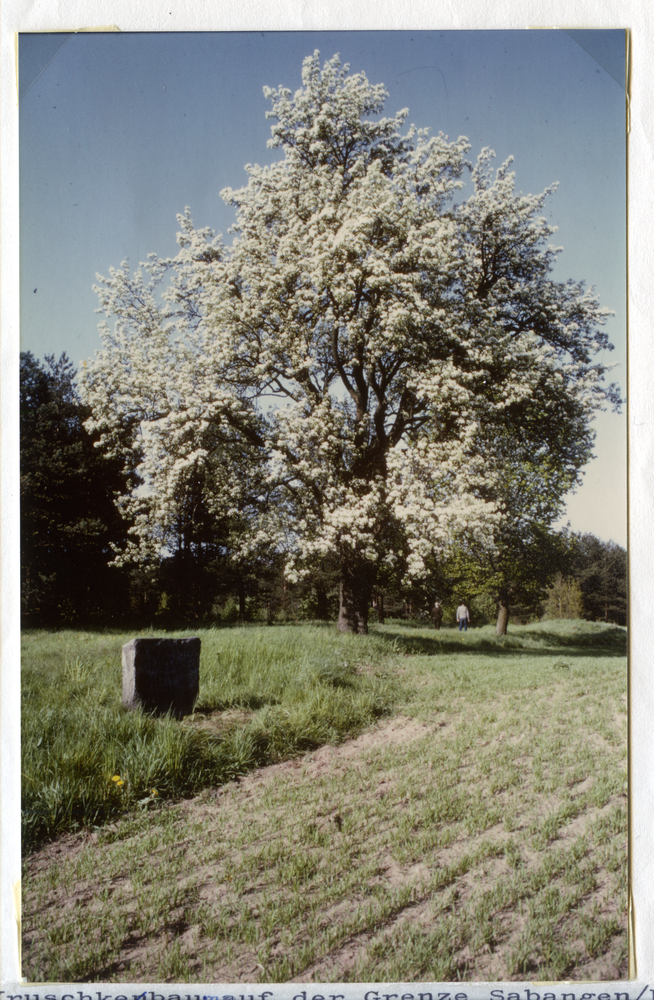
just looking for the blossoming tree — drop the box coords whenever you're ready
[81,52,619,633]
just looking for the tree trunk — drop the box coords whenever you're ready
[378,592,385,625]
[338,562,374,634]
[496,590,509,635]
[238,576,246,624]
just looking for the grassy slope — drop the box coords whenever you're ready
[22,619,627,983]
[21,625,398,851]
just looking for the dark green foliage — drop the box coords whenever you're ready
[20,352,133,625]
[569,533,627,626]
[418,525,573,631]
[444,323,621,633]
[469,592,499,626]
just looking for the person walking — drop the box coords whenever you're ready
[456,602,470,632]
[432,600,443,630]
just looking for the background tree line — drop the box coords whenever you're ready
[20,351,626,629]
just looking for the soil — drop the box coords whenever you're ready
[22,713,628,984]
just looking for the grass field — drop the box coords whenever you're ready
[21,619,627,983]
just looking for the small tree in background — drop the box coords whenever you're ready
[435,524,572,634]
[542,572,585,620]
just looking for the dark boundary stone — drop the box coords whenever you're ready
[122,637,201,718]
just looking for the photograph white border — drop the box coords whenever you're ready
[2,0,652,988]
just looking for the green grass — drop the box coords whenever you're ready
[22,618,627,983]
[21,624,397,851]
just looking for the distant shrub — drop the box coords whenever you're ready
[542,574,585,620]
[470,593,498,626]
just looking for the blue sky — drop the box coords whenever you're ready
[18,29,627,545]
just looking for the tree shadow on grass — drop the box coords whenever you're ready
[375,627,627,659]
[193,692,277,713]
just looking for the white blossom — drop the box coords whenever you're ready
[79,53,619,623]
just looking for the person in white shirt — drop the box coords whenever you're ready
[456,602,470,632]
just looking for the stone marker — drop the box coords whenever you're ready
[122,637,200,718]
